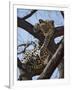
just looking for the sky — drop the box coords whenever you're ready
[17,9,64,79]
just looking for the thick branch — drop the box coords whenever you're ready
[17,58,25,70]
[58,57,64,78]
[17,58,33,80]
[17,18,44,41]
[37,41,64,79]
[54,26,64,38]
[22,10,37,20]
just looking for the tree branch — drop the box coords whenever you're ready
[54,26,64,38]
[17,57,26,70]
[37,41,64,79]
[17,57,33,80]
[58,57,64,78]
[60,11,64,18]
[22,10,37,20]
[17,18,44,42]
[17,41,37,54]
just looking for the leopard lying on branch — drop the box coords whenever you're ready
[20,19,55,76]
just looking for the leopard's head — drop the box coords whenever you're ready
[39,19,54,36]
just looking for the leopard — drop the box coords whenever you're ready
[20,19,55,76]
[34,19,55,65]
[25,19,55,74]
[19,19,64,79]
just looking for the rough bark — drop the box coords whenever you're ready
[58,57,64,78]
[17,18,44,42]
[17,58,26,71]
[17,58,33,80]
[37,41,64,79]
[58,11,64,78]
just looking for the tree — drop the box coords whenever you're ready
[17,9,64,80]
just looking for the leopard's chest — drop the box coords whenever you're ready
[40,46,49,61]
[25,55,45,74]
[30,55,44,68]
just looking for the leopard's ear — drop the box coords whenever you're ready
[39,19,44,23]
[49,20,54,25]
